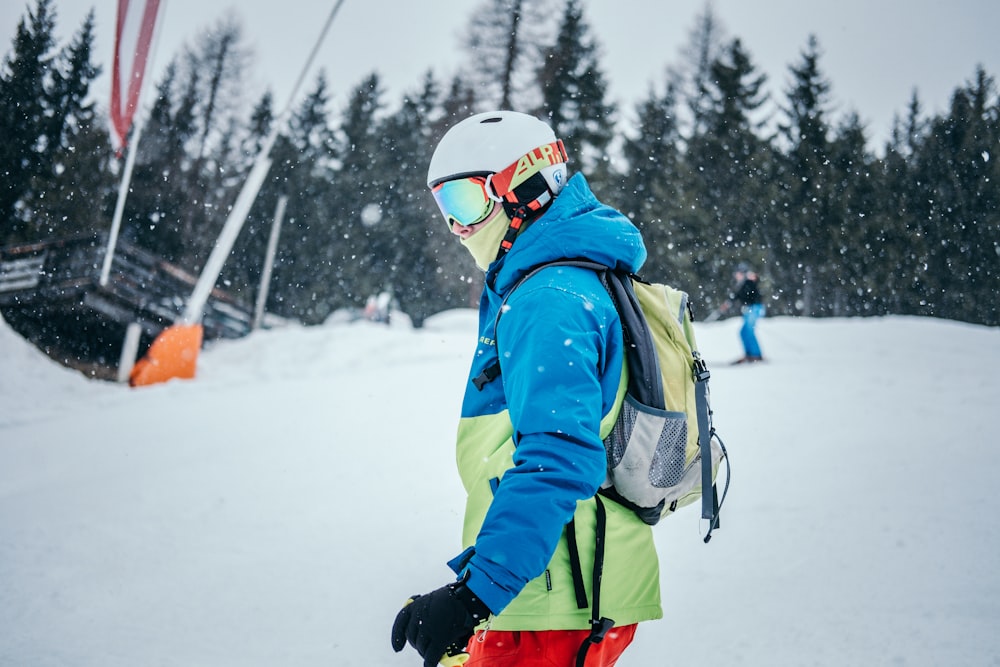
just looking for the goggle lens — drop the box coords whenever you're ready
[432,177,495,227]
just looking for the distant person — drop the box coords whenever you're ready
[721,262,765,363]
[390,111,661,666]
[363,291,392,324]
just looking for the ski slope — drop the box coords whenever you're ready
[1,310,998,666]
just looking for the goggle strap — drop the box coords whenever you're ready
[490,140,567,197]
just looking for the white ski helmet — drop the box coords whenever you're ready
[427,110,569,199]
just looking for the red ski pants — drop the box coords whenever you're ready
[464,624,637,666]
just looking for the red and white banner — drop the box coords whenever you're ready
[110,0,161,149]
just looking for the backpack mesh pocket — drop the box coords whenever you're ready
[649,415,689,487]
[605,394,689,508]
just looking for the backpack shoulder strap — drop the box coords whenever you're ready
[600,271,665,409]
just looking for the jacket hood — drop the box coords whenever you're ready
[489,173,647,294]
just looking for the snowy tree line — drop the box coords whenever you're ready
[2,0,997,329]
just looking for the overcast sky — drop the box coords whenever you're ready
[3,0,998,149]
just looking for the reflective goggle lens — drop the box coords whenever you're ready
[431,177,495,227]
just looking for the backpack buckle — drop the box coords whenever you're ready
[589,617,615,643]
[693,357,711,383]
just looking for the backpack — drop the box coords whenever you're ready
[485,259,730,540]
[485,260,731,666]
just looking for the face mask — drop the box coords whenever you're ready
[460,210,511,271]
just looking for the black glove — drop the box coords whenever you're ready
[390,580,491,667]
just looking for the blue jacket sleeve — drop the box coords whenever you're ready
[455,274,622,614]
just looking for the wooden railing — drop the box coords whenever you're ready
[0,234,252,340]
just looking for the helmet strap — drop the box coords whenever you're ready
[493,172,555,262]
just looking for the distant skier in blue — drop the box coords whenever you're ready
[722,262,765,363]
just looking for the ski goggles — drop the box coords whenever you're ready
[431,175,498,228]
[430,140,568,227]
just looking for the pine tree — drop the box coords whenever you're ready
[0,0,56,241]
[617,83,690,284]
[670,5,726,140]
[126,61,198,261]
[776,34,836,315]
[914,67,999,324]
[875,91,930,316]
[827,111,877,316]
[275,72,386,324]
[43,11,97,164]
[174,15,252,272]
[116,16,251,273]
[18,8,113,241]
[534,0,615,182]
[371,83,438,326]
[244,91,275,156]
[263,72,340,324]
[224,75,336,319]
[684,37,775,304]
[459,0,555,111]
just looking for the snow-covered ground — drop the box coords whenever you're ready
[1,309,998,666]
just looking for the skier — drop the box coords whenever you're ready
[390,111,661,666]
[721,262,766,363]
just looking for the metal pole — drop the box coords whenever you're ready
[116,321,143,382]
[100,122,144,286]
[252,195,287,330]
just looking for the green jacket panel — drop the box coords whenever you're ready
[454,376,662,631]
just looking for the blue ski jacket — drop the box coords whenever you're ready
[447,173,663,630]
